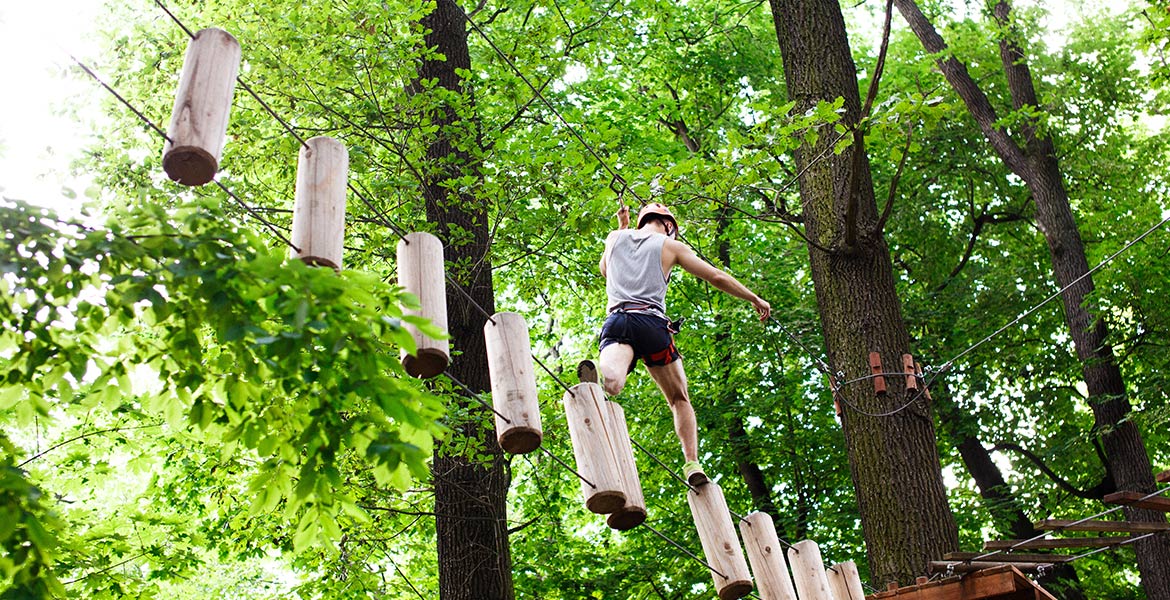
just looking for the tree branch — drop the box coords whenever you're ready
[992,442,1114,499]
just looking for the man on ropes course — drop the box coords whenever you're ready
[595,202,771,486]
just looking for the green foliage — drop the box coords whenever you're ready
[0,196,444,593]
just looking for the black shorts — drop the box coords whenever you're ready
[598,311,681,373]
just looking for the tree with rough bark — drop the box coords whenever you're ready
[891,1,1170,596]
[767,0,960,585]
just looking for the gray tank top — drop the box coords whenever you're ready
[605,229,670,319]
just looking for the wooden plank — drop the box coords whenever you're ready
[1157,470,1169,484]
[1034,519,1170,533]
[984,536,1135,550]
[1103,490,1170,513]
[943,552,1070,564]
[872,565,1056,600]
[930,561,1051,574]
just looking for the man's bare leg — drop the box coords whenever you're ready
[599,343,635,397]
[646,360,698,463]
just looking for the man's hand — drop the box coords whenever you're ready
[617,205,630,229]
[752,297,771,322]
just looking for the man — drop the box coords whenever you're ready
[597,202,771,486]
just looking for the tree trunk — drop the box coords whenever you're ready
[417,3,514,599]
[768,0,959,585]
[893,2,1170,596]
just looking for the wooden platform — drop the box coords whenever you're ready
[983,536,1134,551]
[1157,470,1168,484]
[1034,519,1170,534]
[867,565,1056,600]
[1103,490,1170,512]
[943,552,1071,564]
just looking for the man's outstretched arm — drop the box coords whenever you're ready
[667,239,771,321]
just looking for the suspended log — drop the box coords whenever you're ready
[163,28,241,186]
[604,400,646,531]
[739,511,797,600]
[291,136,347,269]
[397,232,449,378]
[827,561,866,600]
[1034,519,1170,534]
[562,383,625,514]
[687,483,753,600]
[483,312,542,454]
[788,540,833,600]
[1102,490,1170,513]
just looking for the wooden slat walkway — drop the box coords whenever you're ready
[1103,490,1170,513]
[943,551,1071,564]
[1034,519,1170,534]
[983,536,1134,551]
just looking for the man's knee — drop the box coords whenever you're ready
[603,377,625,396]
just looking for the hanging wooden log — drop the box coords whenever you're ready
[604,400,646,531]
[163,28,241,186]
[687,483,754,600]
[291,136,347,269]
[484,312,542,454]
[562,383,626,514]
[397,232,449,378]
[739,511,797,600]
[826,561,866,600]
[788,540,833,600]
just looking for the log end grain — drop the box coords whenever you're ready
[717,580,753,600]
[402,348,449,379]
[606,505,647,531]
[498,426,542,455]
[163,145,218,186]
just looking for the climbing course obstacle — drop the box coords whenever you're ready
[687,482,754,600]
[740,511,797,600]
[827,561,866,600]
[163,27,241,186]
[484,312,543,454]
[562,383,631,514]
[397,231,450,378]
[788,540,834,600]
[603,401,646,531]
[291,136,347,270]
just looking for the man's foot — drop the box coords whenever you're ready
[682,460,709,487]
[577,359,599,384]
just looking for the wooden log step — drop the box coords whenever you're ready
[983,536,1135,550]
[1157,470,1169,484]
[1034,519,1170,533]
[943,552,1071,564]
[930,561,1050,574]
[1103,490,1170,513]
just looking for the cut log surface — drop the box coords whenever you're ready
[787,540,833,600]
[942,551,1070,564]
[1102,490,1170,513]
[397,232,449,378]
[826,561,866,600]
[291,136,347,269]
[604,401,646,531]
[484,312,542,454]
[687,483,753,600]
[562,383,625,514]
[163,28,241,186]
[1034,519,1170,533]
[983,536,1135,550]
[739,512,797,600]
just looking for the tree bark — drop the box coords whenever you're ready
[417,2,514,599]
[768,0,959,585]
[893,2,1170,596]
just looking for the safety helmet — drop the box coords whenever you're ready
[636,203,679,237]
